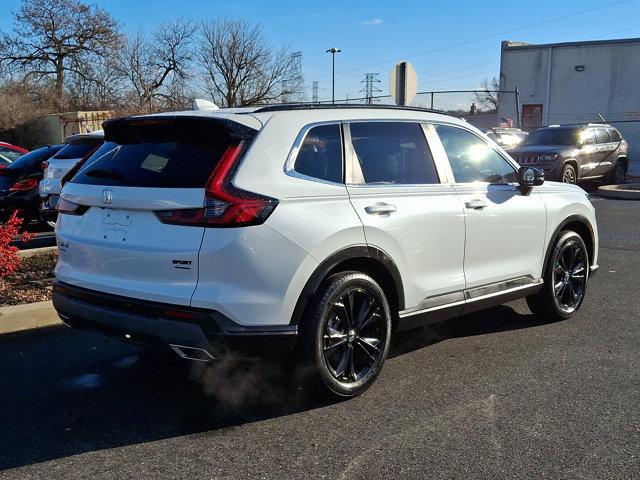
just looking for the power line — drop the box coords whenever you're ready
[336,0,630,75]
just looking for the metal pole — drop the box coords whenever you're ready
[430,92,434,109]
[514,86,521,128]
[326,48,341,104]
[332,54,335,104]
[398,62,407,106]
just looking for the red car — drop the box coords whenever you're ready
[0,142,29,167]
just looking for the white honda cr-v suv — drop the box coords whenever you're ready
[53,104,598,397]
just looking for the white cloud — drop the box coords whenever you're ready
[359,18,383,26]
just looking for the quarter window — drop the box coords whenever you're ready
[434,124,517,184]
[608,128,622,142]
[350,122,439,184]
[293,124,343,183]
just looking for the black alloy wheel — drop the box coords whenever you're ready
[299,272,392,398]
[322,287,386,383]
[527,230,589,321]
[552,237,587,314]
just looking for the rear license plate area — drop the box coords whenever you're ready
[101,209,134,242]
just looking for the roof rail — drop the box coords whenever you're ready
[252,103,447,115]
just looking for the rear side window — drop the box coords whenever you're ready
[435,124,517,184]
[608,129,622,142]
[294,124,343,183]
[595,129,610,144]
[72,118,250,188]
[350,122,439,184]
[54,140,101,160]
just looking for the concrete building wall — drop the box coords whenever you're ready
[498,38,640,176]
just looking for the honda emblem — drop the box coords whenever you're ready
[102,189,113,204]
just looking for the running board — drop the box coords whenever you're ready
[396,277,543,332]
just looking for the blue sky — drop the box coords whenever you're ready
[2,0,640,101]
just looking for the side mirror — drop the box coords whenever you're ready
[518,166,544,192]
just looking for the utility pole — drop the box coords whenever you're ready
[326,47,341,104]
[360,73,381,105]
[312,81,319,103]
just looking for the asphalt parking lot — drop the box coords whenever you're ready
[1,196,639,480]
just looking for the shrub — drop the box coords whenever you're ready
[0,214,35,278]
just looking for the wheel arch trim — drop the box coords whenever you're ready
[289,245,405,325]
[543,214,596,274]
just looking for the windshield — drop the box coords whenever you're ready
[524,128,578,146]
[7,145,62,171]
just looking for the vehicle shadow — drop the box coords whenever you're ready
[389,304,555,359]
[0,304,553,470]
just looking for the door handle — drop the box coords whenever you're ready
[465,199,487,210]
[365,203,397,215]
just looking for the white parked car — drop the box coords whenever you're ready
[52,105,598,397]
[40,130,104,225]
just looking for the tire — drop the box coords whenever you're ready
[526,231,589,322]
[297,271,392,398]
[609,160,627,185]
[561,163,577,184]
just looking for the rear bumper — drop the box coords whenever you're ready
[52,281,298,360]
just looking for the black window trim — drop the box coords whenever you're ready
[343,119,444,187]
[431,121,520,186]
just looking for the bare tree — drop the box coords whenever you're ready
[473,77,501,112]
[0,0,122,110]
[118,19,195,113]
[198,18,293,107]
[0,80,56,147]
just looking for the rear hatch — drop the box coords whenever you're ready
[40,137,103,197]
[55,115,259,306]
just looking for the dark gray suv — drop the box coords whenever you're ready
[510,124,628,184]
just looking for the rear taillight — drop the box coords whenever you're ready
[56,197,89,216]
[154,142,278,228]
[9,178,38,191]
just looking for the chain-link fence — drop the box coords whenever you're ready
[313,89,522,131]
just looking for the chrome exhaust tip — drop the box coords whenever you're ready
[169,344,215,362]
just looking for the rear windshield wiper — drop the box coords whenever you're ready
[84,168,124,181]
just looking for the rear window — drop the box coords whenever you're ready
[71,118,250,188]
[54,140,102,160]
[0,147,24,163]
[6,145,62,170]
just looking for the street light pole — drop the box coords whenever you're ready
[326,47,341,104]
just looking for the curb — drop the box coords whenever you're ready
[0,300,62,334]
[18,245,58,259]
[597,183,640,200]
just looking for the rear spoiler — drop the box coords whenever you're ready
[102,116,258,145]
